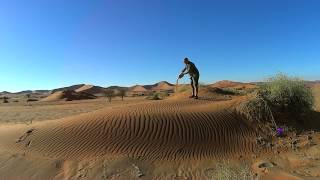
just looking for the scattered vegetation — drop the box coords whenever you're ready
[146,91,171,100]
[147,93,162,100]
[118,89,126,101]
[104,89,115,102]
[27,98,39,102]
[1,96,9,103]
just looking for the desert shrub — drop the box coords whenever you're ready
[205,161,254,180]
[149,93,161,100]
[237,95,277,137]
[104,89,115,102]
[159,91,170,97]
[259,73,314,113]
[27,98,39,102]
[236,74,314,137]
[238,96,275,124]
[118,89,126,101]
[2,96,9,103]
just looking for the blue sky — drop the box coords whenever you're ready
[0,0,320,92]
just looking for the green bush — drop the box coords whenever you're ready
[147,93,161,100]
[259,73,314,113]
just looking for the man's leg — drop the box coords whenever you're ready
[194,75,199,98]
[190,77,195,98]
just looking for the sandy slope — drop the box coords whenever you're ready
[1,89,320,179]
[2,98,259,161]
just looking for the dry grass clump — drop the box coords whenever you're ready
[236,73,317,139]
[146,92,169,100]
[259,73,314,113]
[237,94,277,137]
[1,96,9,103]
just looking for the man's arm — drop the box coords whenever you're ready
[179,64,190,79]
[181,64,190,75]
[181,67,186,74]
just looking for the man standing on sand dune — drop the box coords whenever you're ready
[178,57,200,99]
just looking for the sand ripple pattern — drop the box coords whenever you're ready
[23,99,258,160]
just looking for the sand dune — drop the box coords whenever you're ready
[75,85,106,95]
[130,85,148,92]
[41,90,96,102]
[150,81,174,91]
[10,98,259,161]
[211,80,256,89]
[51,84,85,94]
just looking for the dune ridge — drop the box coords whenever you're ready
[13,99,260,160]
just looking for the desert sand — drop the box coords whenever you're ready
[0,82,320,179]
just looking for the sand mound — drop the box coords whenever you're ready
[13,99,259,160]
[41,90,96,102]
[75,85,106,95]
[130,85,148,92]
[211,80,256,89]
[51,84,85,94]
[151,81,174,91]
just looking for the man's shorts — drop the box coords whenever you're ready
[190,73,200,85]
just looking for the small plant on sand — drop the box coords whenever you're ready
[2,96,9,103]
[104,89,115,102]
[259,73,314,113]
[118,89,126,101]
[152,93,161,100]
[237,95,277,137]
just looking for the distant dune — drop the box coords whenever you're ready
[143,81,174,91]
[130,85,149,92]
[151,81,174,91]
[210,80,256,89]
[75,85,106,95]
[41,90,96,102]
[51,84,85,94]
